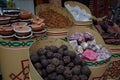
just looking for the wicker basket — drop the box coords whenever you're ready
[64,1,93,26]
[29,37,75,80]
[67,26,111,80]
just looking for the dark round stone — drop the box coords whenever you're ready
[72,65,81,75]
[56,65,65,73]
[34,62,42,69]
[56,75,65,80]
[81,66,91,78]
[41,59,49,67]
[46,64,55,73]
[63,56,71,64]
[51,58,60,66]
[30,54,39,63]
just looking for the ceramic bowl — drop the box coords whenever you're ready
[0,26,14,36]
[12,21,28,27]
[19,11,32,19]
[0,16,11,24]
[13,25,32,37]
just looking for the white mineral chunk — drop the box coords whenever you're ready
[81,42,88,50]
[69,40,78,50]
[91,46,97,51]
[95,45,101,50]
[87,39,96,46]
[77,45,83,54]
[65,4,92,22]
[91,44,101,51]
[96,56,103,61]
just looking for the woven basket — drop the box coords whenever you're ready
[64,1,93,26]
[67,26,111,80]
[36,4,73,38]
[29,37,75,80]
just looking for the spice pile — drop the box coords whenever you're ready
[38,9,73,28]
[30,45,91,80]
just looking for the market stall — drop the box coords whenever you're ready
[0,1,120,80]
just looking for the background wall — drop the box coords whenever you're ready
[13,0,35,14]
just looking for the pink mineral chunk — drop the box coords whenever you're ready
[82,49,98,61]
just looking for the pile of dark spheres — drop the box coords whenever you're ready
[30,44,91,80]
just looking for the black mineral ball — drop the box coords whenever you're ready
[63,50,69,56]
[60,44,68,50]
[46,64,55,73]
[68,50,76,59]
[56,65,65,73]
[71,75,79,80]
[34,62,42,69]
[81,60,87,66]
[37,48,46,56]
[72,65,81,75]
[30,54,39,63]
[46,51,54,58]
[53,53,62,60]
[63,56,71,64]
[45,46,51,51]
[58,48,64,55]
[41,69,47,78]
[67,62,74,69]
[47,72,57,80]
[63,67,72,79]
[51,58,60,66]
[60,60,65,65]
[41,59,49,67]
[39,55,46,61]
[81,66,91,78]
[49,45,58,52]
[37,69,48,78]
[79,75,88,80]
[56,75,65,80]
[73,55,82,65]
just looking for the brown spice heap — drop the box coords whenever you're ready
[38,9,73,28]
